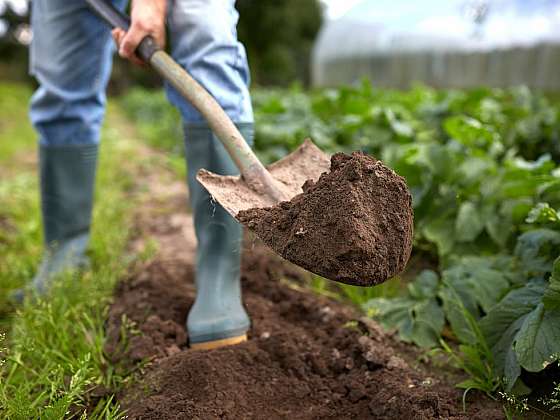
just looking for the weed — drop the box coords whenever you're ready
[438,285,500,407]
[337,278,401,305]
[308,276,342,300]
[540,380,560,412]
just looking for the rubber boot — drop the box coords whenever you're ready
[11,144,97,302]
[184,123,252,349]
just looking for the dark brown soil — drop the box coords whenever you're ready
[102,197,503,420]
[237,152,414,287]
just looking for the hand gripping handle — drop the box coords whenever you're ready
[84,0,159,61]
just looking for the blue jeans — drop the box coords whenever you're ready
[29,0,254,146]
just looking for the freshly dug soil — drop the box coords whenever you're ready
[102,203,503,420]
[238,152,414,286]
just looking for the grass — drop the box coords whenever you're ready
[308,275,403,305]
[0,83,36,169]
[0,83,151,418]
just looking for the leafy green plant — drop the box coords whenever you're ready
[365,270,444,348]
[438,299,500,409]
[369,204,560,397]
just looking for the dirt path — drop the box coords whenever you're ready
[99,161,504,419]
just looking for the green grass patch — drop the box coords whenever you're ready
[0,83,36,167]
[0,87,147,418]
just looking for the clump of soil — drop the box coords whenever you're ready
[238,152,413,286]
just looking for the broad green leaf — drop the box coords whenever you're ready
[484,211,512,248]
[385,108,414,138]
[407,270,439,299]
[382,144,433,207]
[365,275,445,349]
[509,378,533,396]
[439,259,511,344]
[443,115,498,148]
[408,299,446,348]
[443,259,511,314]
[416,143,457,179]
[514,303,560,372]
[481,282,544,347]
[455,202,484,242]
[365,298,410,328]
[440,286,476,343]
[511,154,554,173]
[458,157,496,185]
[480,281,545,390]
[539,178,560,196]
[365,298,410,327]
[500,198,534,225]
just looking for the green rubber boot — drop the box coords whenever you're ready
[184,123,252,349]
[11,144,97,303]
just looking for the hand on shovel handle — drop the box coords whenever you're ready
[111,0,166,66]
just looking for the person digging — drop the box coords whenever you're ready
[17,0,415,350]
[15,0,253,350]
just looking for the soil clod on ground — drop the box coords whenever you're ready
[238,152,414,286]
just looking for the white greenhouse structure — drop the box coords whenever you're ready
[312,0,560,90]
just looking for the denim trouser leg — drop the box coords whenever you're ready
[29,0,126,146]
[30,0,252,152]
[165,0,254,124]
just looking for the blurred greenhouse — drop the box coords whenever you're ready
[312,0,560,90]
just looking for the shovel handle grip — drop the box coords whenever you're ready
[84,0,159,61]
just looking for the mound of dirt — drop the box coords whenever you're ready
[101,208,502,420]
[96,170,503,420]
[105,247,502,420]
[237,152,414,286]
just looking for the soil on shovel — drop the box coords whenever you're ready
[100,189,503,420]
[238,152,414,286]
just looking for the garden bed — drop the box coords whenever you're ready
[101,184,503,419]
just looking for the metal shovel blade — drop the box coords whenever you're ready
[196,139,331,218]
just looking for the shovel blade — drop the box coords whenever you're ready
[196,139,330,218]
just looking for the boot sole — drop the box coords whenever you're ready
[190,334,247,350]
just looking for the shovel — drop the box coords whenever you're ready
[86,0,414,287]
